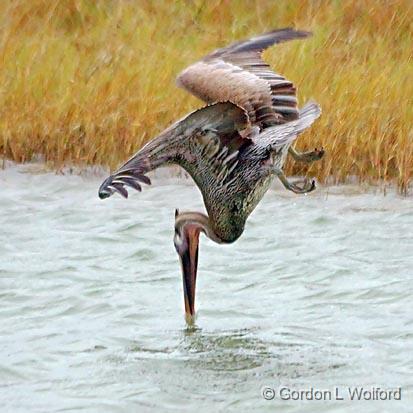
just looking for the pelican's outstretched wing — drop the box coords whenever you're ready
[98,102,251,199]
[176,28,311,129]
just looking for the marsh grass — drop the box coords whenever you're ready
[0,0,412,192]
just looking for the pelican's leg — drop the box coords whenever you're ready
[274,167,316,194]
[288,146,324,163]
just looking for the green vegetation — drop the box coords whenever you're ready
[0,0,412,192]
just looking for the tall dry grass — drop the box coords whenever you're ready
[0,0,412,192]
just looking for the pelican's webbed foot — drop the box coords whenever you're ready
[289,146,325,163]
[274,168,316,194]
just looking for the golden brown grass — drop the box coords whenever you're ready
[1,0,412,192]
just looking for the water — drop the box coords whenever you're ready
[1,164,412,412]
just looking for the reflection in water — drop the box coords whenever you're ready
[127,326,348,379]
[1,165,412,413]
[180,328,269,371]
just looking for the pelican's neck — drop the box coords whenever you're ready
[175,211,223,244]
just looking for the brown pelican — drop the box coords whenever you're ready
[99,28,324,323]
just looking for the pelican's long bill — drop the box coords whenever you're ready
[173,210,202,324]
[180,226,200,324]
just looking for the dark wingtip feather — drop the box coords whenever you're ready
[98,176,114,199]
[111,183,129,198]
[120,177,142,192]
[134,173,151,186]
[269,27,312,38]
[98,189,111,200]
[116,169,152,186]
[216,28,312,57]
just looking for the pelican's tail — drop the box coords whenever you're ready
[297,101,322,132]
[258,100,321,150]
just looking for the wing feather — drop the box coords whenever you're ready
[177,28,311,129]
[98,102,251,199]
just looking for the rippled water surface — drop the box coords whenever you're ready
[1,164,412,412]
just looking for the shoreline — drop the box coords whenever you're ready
[1,160,411,197]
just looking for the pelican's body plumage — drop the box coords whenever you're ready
[99,28,324,322]
[174,102,320,243]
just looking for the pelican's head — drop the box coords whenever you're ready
[173,209,224,324]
